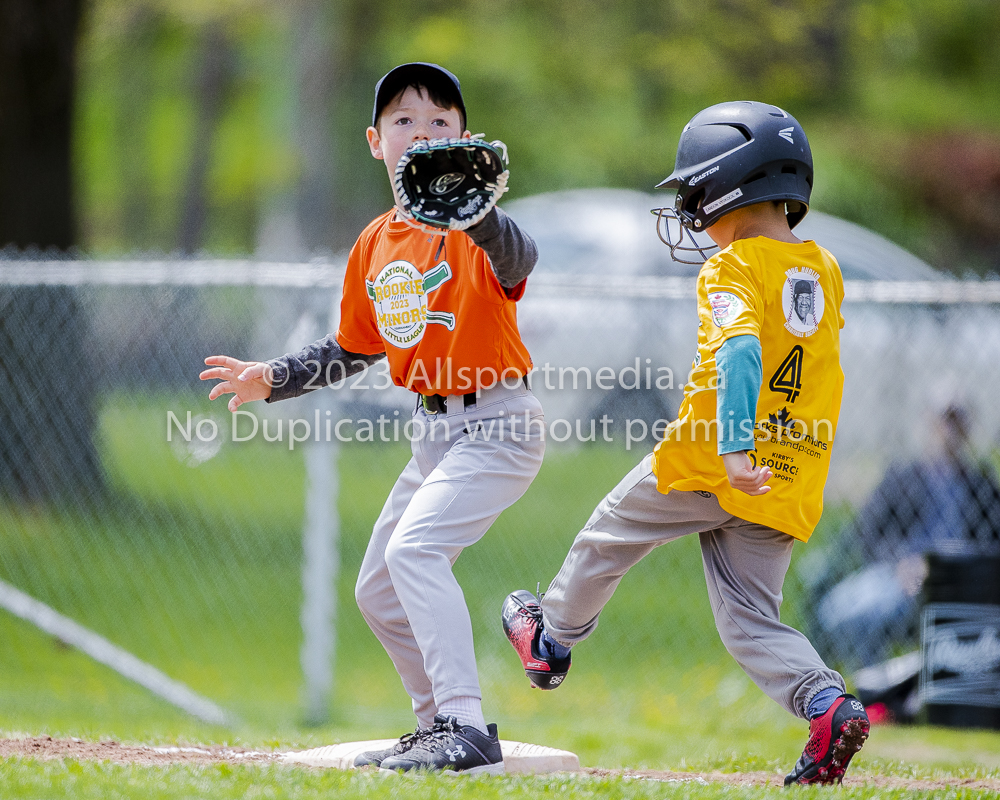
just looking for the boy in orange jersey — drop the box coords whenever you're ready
[202,63,543,775]
[503,102,870,785]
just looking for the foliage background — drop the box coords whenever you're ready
[77,0,1000,272]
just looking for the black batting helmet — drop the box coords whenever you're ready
[652,101,813,263]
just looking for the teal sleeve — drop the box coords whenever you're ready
[716,334,762,455]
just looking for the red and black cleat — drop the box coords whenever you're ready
[501,590,571,690]
[785,694,870,786]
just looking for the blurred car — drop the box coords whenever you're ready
[285,187,945,451]
[504,189,943,444]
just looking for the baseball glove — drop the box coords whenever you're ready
[394,136,509,234]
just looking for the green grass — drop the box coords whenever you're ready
[2,393,1000,798]
[0,757,998,800]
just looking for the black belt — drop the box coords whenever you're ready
[419,376,530,416]
[420,392,476,415]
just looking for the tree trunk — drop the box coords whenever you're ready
[177,21,234,255]
[0,0,102,502]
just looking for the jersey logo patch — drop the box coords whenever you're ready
[366,260,455,349]
[782,268,824,337]
[708,291,744,328]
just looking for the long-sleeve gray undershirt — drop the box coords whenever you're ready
[266,340,384,403]
[465,206,538,289]
[266,207,536,403]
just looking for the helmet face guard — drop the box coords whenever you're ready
[652,101,813,263]
[650,206,719,264]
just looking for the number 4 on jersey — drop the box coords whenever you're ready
[769,345,803,403]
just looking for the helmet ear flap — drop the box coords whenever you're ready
[786,200,807,229]
[680,186,705,221]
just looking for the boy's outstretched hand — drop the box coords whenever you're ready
[722,451,772,496]
[200,356,274,412]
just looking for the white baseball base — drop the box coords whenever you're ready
[284,739,580,774]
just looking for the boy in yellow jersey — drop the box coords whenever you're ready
[202,63,543,775]
[502,101,869,785]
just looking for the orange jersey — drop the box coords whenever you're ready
[336,211,533,395]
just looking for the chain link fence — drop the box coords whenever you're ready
[2,257,999,733]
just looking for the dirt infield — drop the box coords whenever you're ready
[0,736,276,767]
[3,736,999,792]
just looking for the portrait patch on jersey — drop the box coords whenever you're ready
[782,268,824,337]
[708,291,745,328]
[367,260,455,349]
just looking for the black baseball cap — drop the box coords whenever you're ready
[372,62,467,129]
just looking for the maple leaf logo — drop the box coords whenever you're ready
[768,407,795,432]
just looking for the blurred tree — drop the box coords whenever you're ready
[0,0,103,502]
[71,0,1000,272]
[0,0,79,247]
[292,0,338,254]
[255,0,342,256]
[327,0,398,251]
[177,20,235,254]
[112,7,159,250]
[816,0,1000,273]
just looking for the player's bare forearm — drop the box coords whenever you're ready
[200,356,274,413]
[722,451,772,496]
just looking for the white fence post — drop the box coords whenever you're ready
[301,401,339,726]
[299,285,342,726]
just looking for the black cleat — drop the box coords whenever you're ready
[379,714,505,775]
[785,694,870,785]
[501,589,571,690]
[353,726,426,767]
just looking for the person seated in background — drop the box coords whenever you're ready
[812,403,1000,671]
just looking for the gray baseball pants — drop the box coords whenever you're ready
[541,452,844,719]
[355,381,545,727]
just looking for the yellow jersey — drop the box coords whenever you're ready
[652,236,846,542]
